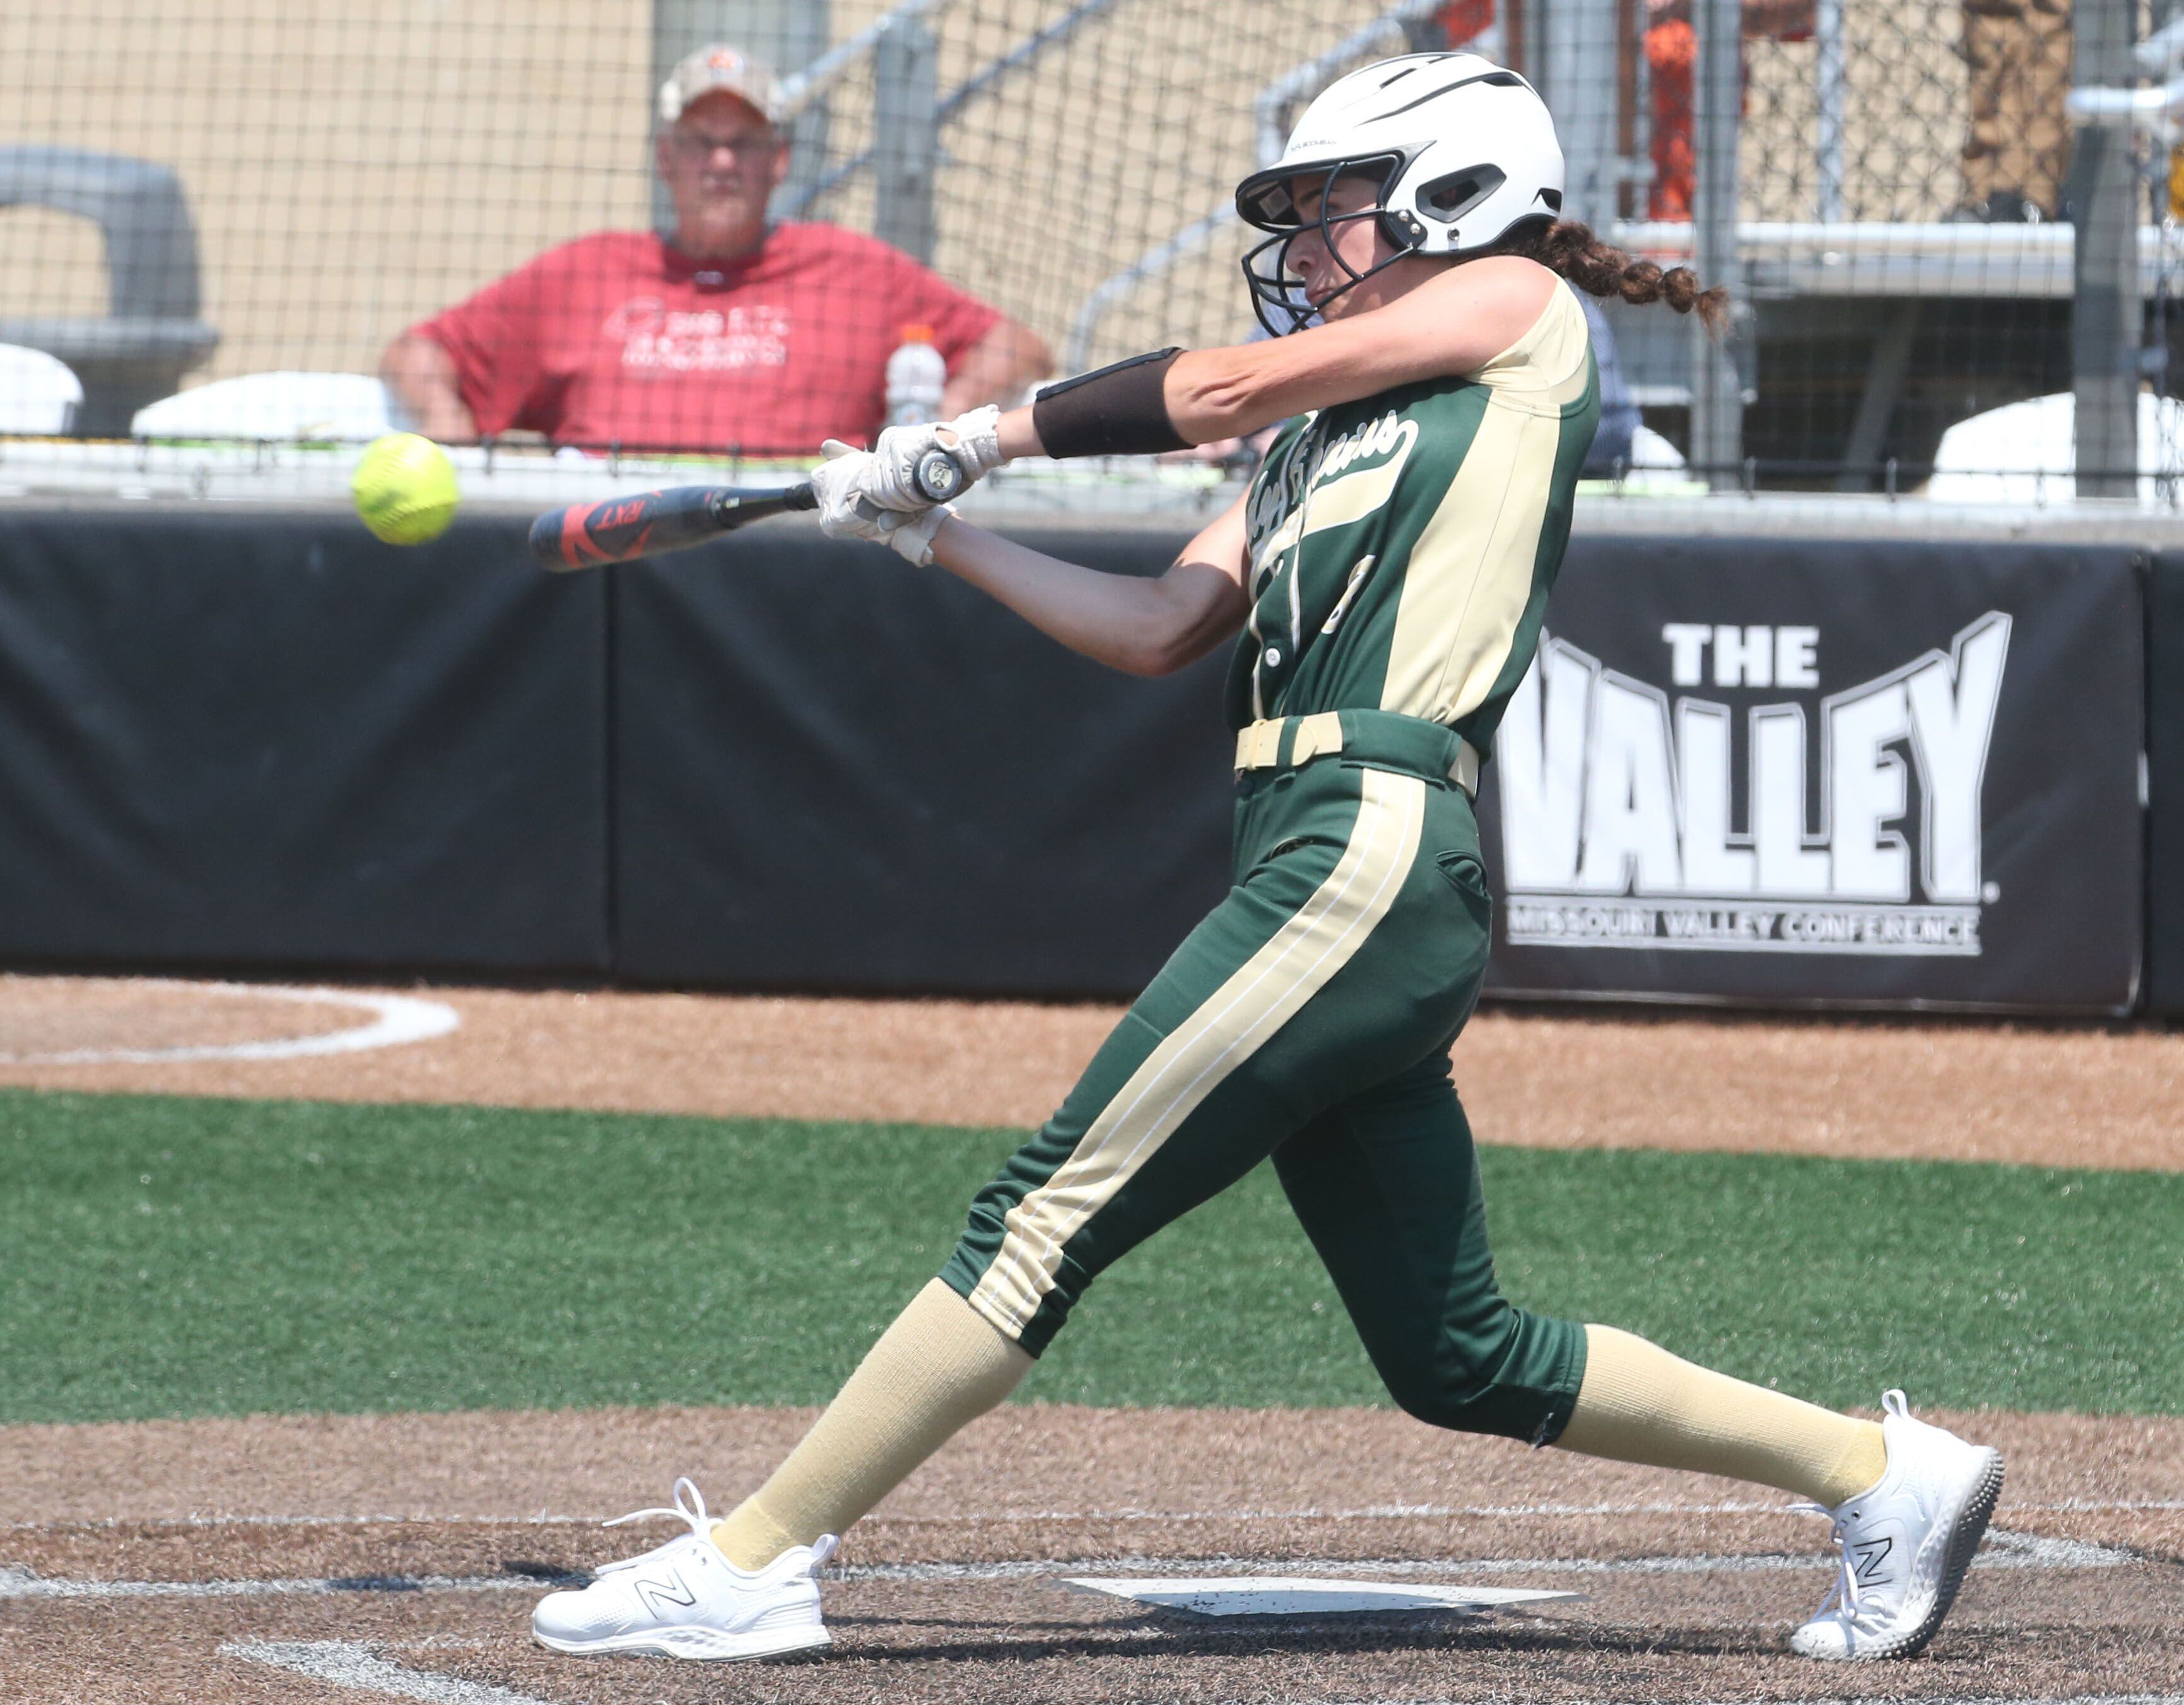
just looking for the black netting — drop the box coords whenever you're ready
[1,1,2176,497]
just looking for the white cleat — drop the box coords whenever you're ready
[531,1477,835,1662]
[1790,1389,2004,1661]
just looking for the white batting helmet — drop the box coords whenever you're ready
[1235,54,1566,334]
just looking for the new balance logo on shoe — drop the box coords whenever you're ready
[636,1571,698,1618]
[1849,1537,1895,1584]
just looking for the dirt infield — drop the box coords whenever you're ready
[4,1405,2178,1704]
[0,973,2179,1169]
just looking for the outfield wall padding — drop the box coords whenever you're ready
[0,507,2159,1010]
[2147,553,2184,1018]
[0,509,611,974]
[609,527,1231,995]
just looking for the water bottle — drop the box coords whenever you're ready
[885,324,947,428]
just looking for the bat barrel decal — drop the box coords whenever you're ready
[527,483,819,570]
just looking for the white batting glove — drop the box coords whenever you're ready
[812,440,893,537]
[936,404,1006,476]
[812,442,953,563]
[874,502,954,566]
[865,405,1004,510]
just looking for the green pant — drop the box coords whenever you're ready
[940,712,1587,1444]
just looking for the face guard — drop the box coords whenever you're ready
[1238,153,1419,337]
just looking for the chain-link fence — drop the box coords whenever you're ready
[2,1,2180,497]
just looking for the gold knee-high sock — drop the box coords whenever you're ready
[1554,1325,1888,1507]
[712,1279,1032,1570]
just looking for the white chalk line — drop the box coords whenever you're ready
[0,1527,2132,1603]
[1983,1529,2140,1567]
[223,1641,553,1705]
[0,1513,599,1531]
[0,1564,546,1600]
[1344,1698,2184,1705]
[865,1497,2184,1524]
[216,1646,2184,1705]
[830,1530,2134,1583]
[0,980,460,1063]
[6,1496,2176,1532]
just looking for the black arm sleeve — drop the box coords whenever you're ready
[1031,348,1189,457]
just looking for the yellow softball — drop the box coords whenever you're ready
[352,433,461,545]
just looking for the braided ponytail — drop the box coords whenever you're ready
[1496,219,1729,332]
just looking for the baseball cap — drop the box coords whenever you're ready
[659,44,786,129]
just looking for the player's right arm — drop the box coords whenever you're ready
[1157,258,1556,437]
[922,494,1250,678]
[864,256,1551,504]
[979,257,1558,461]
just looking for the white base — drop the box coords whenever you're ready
[1062,1576,1578,1618]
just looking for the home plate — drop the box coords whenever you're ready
[1061,1577,1580,1618]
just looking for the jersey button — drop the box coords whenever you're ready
[1264,646,1283,668]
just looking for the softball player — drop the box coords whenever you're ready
[533,54,2002,1668]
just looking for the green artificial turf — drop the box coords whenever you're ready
[1,1087,2173,1423]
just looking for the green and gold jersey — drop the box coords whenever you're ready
[1227,285,1600,759]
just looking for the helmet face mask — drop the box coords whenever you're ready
[1240,155,1418,337]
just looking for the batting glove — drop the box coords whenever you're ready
[813,440,891,534]
[874,502,954,566]
[865,405,1004,510]
[813,442,953,563]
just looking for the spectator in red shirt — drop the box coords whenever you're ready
[380,45,1052,456]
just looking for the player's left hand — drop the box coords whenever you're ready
[871,504,952,566]
[866,405,1004,510]
[814,442,953,564]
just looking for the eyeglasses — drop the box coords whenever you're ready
[665,131,778,163]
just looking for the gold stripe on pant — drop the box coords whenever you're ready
[965,768,1428,1338]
